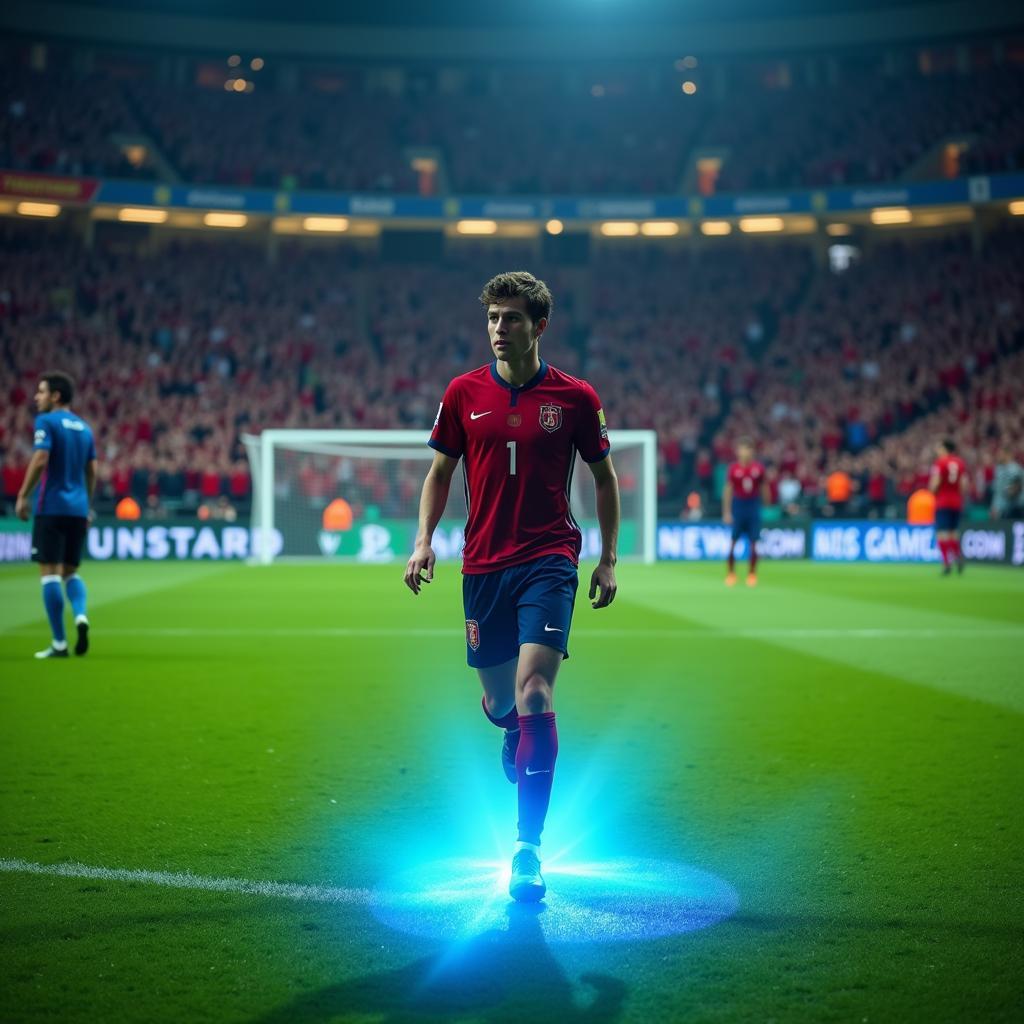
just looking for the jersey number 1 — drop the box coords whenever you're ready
[507,441,517,476]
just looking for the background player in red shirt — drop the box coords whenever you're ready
[722,438,770,586]
[929,438,968,575]
[403,271,620,902]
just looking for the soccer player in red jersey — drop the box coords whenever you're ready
[722,439,769,587]
[403,271,620,902]
[929,438,968,575]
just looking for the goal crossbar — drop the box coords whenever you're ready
[245,429,657,564]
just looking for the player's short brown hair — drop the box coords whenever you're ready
[479,271,553,326]
[41,370,75,405]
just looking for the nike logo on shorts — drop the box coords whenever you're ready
[470,411,492,420]
[543,624,563,632]
[524,767,551,776]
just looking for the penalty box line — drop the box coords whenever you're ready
[0,857,373,906]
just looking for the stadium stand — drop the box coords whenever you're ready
[712,228,1024,516]
[2,218,1022,518]
[2,45,1023,193]
[0,64,155,179]
[708,62,1024,192]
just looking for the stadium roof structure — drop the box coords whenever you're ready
[35,0,973,30]
[4,0,1022,57]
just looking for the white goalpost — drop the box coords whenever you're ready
[243,429,657,565]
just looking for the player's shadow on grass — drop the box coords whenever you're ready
[251,901,627,1024]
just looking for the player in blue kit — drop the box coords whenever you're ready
[15,372,97,659]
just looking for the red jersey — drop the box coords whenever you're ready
[727,461,766,503]
[429,360,610,574]
[932,454,967,510]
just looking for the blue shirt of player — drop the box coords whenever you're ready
[33,410,96,517]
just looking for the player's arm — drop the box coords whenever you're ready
[404,450,458,595]
[14,449,49,521]
[588,454,619,609]
[928,466,940,494]
[722,481,733,524]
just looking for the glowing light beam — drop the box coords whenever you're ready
[371,856,738,944]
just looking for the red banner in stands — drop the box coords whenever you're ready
[0,171,99,203]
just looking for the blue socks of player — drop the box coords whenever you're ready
[515,712,558,846]
[39,574,87,652]
[64,573,88,621]
[41,575,68,650]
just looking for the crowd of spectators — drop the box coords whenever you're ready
[709,62,1024,192]
[0,65,156,180]
[708,229,1024,518]
[2,218,1022,524]
[2,46,1023,193]
[134,84,420,193]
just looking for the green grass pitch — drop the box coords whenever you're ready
[1,560,1021,1023]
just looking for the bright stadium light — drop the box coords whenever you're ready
[16,201,60,217]
[600,222,640,236]
[700,220,732,236]
[681,81,698,95]
[739,216,785,233]
[303,216,349,232]
[546,219,564,235]
[870,207,912,225]
[456,220,498,235]
[640,221,680,236]
[1009,200,1024,216]
[118,207,168,224]
[204,212,248,228]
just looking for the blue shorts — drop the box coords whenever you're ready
[935,508,961,531]
[731,502,761,542]
[462,554,579,669]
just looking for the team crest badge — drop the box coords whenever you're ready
[539,404,563,433]
[466,619,481,651]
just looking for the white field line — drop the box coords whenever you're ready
[0,857,372,905]
[4,626,1021,640]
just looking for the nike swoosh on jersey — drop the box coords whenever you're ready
[469,410,492,420]
[543,624,563,632]
[524,767,551,776]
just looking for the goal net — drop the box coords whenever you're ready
[243,430,657,564]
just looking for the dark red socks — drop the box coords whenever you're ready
[515,712,558,846]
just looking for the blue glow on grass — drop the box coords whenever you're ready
[371,856,738,944]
